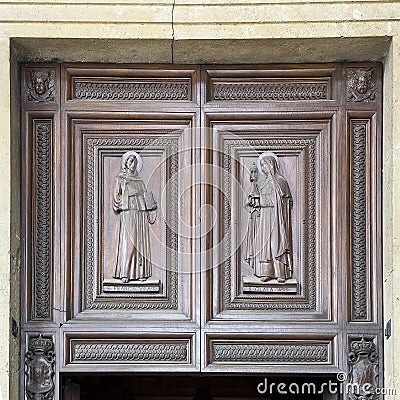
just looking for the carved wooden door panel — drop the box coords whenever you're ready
[20,63,382,399]
[199,65,383,387]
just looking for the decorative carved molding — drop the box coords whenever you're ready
[212,82,328,101]
[348,337,378,400]
[85,136,179,310]
[213,343,328,363]
[74,81,190,101]
[351,123,368,320]
[25,335,55,400]
[71,342,188,363]
[223,138,316,310]
[26,68,56,103]
[347,68,377,102]
[33,121,52,320]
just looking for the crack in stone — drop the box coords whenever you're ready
[171,0,176,63]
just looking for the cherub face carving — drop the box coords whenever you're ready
[355,70,371,94]
[26,68,56,102]
[34,75,48,95]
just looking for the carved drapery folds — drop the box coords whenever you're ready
[348,337,378,400]
[25,335,55,400]
[32,120,52,320]
[347,68,377,102]
[26,68,56,103]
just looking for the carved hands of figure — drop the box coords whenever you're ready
[26,69,56,103]
[112,151,157,284]
[25,335,55,400]
[244,152,294,286]
[347,68,377,102]
[246,162,261,211]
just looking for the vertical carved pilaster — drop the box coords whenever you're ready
[351,123,368,320]
[32,121,52,320]
[348,337,378,400]
[25,335,55,400]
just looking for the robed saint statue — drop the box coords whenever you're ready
[112,150,157,283]
[244,151,293,283]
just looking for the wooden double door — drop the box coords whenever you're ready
[21,63,382,399]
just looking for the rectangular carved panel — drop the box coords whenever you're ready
[64,65,200,104]
[67,117,198,322]
[204,66,335,103]
[30,119,53,321]
[205,118,332,321]
[63,333,197,371]
[349,117,377,322]
[351,121,368,321]
[70,340,190,364]
[207,338,333,367]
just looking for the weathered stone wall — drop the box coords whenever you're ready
[1,1,399,399]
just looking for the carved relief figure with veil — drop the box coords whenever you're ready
[243,151,297,293]
[112,150,157,283]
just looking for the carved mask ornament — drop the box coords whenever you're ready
[26,69,56,102]
[347,68,377,102]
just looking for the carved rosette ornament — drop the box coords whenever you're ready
[25,335,55,400]
[348,337,378,400]
[347,68,377,102]
[26,69,56,103]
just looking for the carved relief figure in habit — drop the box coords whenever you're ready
[113,151,157,283]
[244,152,293,283]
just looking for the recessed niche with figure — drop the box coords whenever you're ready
[103,150,161,294]
[78,132,182,312]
